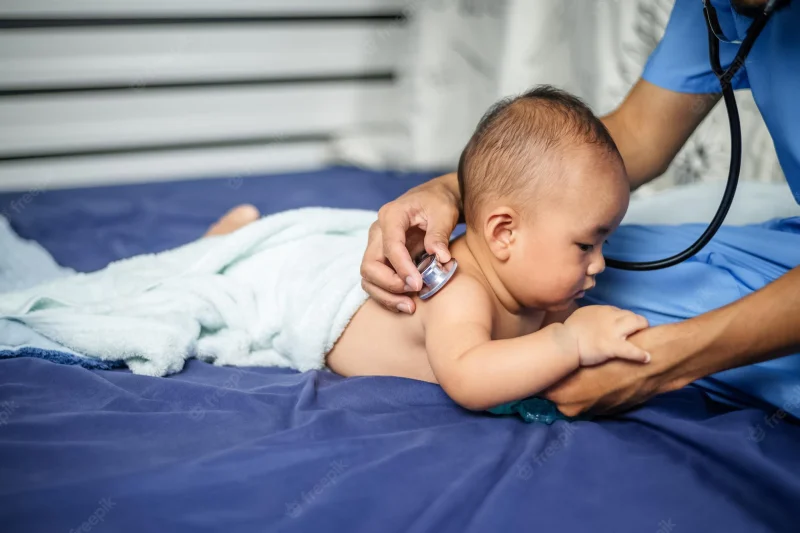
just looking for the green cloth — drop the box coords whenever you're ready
[487,397,589,424]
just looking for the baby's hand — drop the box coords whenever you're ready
[564,306,650,366]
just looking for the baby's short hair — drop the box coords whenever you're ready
[457,85,622,227]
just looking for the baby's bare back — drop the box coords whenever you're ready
[326,297,438,383]
[327,238,552,383]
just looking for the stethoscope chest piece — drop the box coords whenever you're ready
[415,252,458,300]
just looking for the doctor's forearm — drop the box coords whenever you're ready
[600,79,721,190]
[417,171,463,221]
[435,171,460,201]
[659,266,800,391]
[600,112,664,190]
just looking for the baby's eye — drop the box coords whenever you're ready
[577,243,594,252]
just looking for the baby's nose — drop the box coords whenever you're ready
[587,252,605,276]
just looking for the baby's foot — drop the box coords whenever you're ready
[204,204,260,236]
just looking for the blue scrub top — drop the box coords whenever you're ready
[642,0,800,204]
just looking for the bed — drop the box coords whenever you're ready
[1,167,800,533]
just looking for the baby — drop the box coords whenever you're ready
[207,86,650,411]
[326,86,651,410]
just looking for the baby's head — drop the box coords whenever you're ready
[457,85,629,311]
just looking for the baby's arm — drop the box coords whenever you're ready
[423,277,580,411]
[423,278,651,411]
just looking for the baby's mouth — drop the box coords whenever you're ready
[573,282,594,299]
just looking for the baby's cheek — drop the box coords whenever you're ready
[511,254,577,303]
[524,279,572,307]
[555,264,586,291]
[510,273,548,305]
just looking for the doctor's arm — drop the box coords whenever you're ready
[601,79,720,190]
[545,266,800,416]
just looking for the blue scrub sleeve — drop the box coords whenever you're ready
[642,0,749,93]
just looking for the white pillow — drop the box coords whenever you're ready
[623,181,800,226]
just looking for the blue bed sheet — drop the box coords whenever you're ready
[1,167,799,532]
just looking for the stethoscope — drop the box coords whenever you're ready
[605,0,788,271]
[415,0,787,297]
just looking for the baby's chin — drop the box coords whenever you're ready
[522,291,582,312]
[548,290,590,310]
[543,299,578,312]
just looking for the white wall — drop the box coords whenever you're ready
[0,0,409,191]
[2,0,786,195]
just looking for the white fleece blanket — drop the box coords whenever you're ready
[0,207,374,376]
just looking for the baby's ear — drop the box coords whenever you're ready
[483,207,518,261]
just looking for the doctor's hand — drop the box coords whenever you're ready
[361,173,461,314]
[544,322,689,417]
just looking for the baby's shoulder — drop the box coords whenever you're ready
[439,268,492,300]
[418,268,494,322]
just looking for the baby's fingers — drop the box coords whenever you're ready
[616,312,650,338]
[612,340,651,364]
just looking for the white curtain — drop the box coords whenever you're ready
[341,0,784,196]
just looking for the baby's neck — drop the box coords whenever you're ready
[454,232,528,316]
